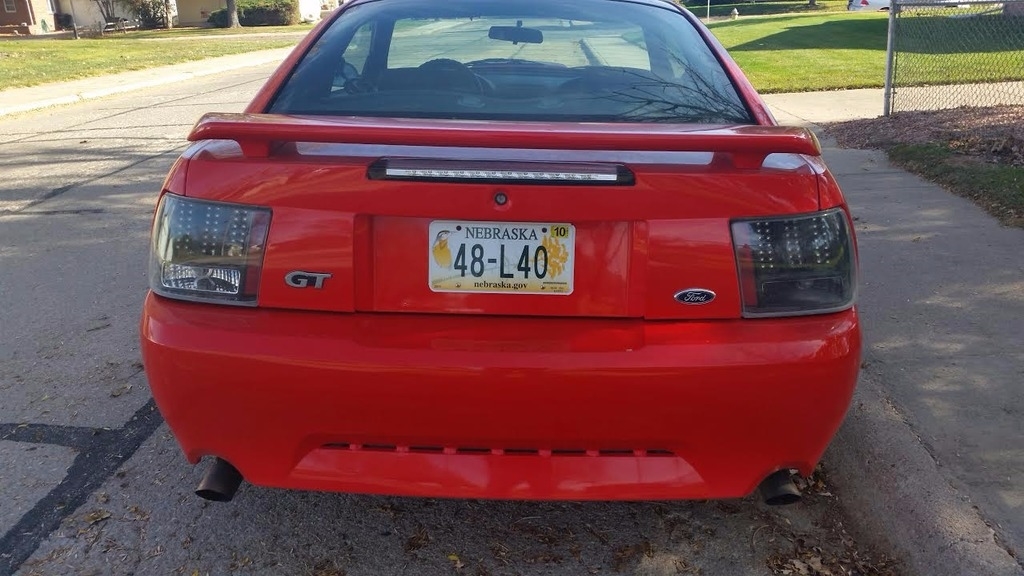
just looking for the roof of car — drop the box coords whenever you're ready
[341,0,684,12]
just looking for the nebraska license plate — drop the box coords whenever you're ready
[428,221,575,294]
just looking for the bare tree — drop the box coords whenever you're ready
[92,0,117,21]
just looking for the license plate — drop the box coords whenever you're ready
[428,221,575,294]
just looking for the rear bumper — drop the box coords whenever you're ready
[141,293,861,500]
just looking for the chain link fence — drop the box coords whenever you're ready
[884,0,1024,115]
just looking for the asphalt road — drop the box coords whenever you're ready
[0,64,903,576]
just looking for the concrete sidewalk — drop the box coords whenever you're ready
[819,147,1024,576]
[2,50,1022,576]
[763,89,885,127]
[769,86,1024,576]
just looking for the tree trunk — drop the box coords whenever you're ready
[164,0,173,28]
[226,0,241,27]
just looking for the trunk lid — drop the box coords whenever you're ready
[180,114,823,320]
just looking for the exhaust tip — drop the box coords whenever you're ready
[196,457,244,502]
[759,469,802,506]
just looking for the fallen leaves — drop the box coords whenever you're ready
[82,510,110,525]
[405,525,430,553]
[611,541,654,572]
[447,552,465,571]
[795,465,834,498]
[826,105,1024,166]
[767,533,903,576]
[110,384,132,398]
[125,505,150,521]
[311,560,346,576]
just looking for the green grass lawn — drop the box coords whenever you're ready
[0,31,304,90]
[708,11,1024,93]
[131,24,314,39]
[683,0,849,19]
[708,12,890,92]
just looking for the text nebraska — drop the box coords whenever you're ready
[465,227,539,241]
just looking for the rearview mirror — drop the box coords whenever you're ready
[488,25,543,45]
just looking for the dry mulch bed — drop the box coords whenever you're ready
[826,105,1024,167]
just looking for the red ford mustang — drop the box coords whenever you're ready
[140,0,860,504]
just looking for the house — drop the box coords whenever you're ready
[2,0,318,33]
[0,0,141,35]
[1,0,57,34]
[51,0,136,31]
[173,0,222,26]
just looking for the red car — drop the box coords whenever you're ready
[141,0,860,504]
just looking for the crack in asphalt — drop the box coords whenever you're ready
[0,77,268,216]
[13,209,106,216]
[0,75,268,217]
[0,399,163,576]
[992,530,1024,571]
[0,146,185,216]
[0,76,266,147]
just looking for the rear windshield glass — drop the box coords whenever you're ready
[269,0,753,124]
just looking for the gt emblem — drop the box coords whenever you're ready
[674,288,716,305]
[285,271,332,289]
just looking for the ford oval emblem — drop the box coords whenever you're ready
[674,288,716,305]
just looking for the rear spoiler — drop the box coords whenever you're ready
[188,113,821,164]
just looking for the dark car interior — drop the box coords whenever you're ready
[269,1,753,124]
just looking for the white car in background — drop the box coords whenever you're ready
[850,0,969,9]
[848,0,890,10]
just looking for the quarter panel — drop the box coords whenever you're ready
[646,218,742,319]
[259,207,355,312]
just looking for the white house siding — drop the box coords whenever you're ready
[56,0,134,30]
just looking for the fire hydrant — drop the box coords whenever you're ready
[730,7,739,18]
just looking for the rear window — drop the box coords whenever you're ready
[269,0,753,124]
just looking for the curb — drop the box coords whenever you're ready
[0,95,83,116]
[825,367,1023,576]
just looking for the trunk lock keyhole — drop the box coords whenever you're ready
[494,191,508,206]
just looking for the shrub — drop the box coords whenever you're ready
[208,0,299,27]
[54,12,74,29]
[121,0,169,28]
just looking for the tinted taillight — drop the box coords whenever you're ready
[149,194,271,306]
[732,208,856,317]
